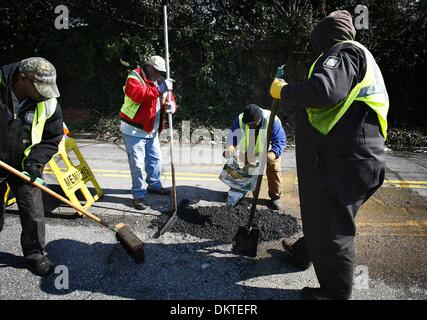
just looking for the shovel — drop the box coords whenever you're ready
[232,66,284,257]
[153,0,178,239]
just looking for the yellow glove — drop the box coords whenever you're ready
[223,146,236,159]
[267,151,276,162]
[270,78,287,100]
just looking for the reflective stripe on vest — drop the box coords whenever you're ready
[238,109,270,155]
[120,70,147,119]
[306,40,389,139]
[22,98,57,168]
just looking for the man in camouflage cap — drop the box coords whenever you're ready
[19,57,60,100]
[0,57,63,276]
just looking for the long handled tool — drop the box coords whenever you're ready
[153,1,178,239]
[231,66,285,258]
[0,160,145,264]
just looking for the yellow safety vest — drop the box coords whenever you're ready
[120,69,168,119]
[22,98,57,168]
[120,69,147,119]
[306,40,389,139]
[238,109,271,155]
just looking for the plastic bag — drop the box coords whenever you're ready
[219,157,258,192]
[226,188,246,207]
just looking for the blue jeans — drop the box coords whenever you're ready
[122,133,163,199]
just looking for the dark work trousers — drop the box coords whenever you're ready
[293,106,385,299]
[0,174,45,261]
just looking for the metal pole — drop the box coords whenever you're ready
[163,3,177,213]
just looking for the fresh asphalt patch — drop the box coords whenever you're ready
[150,200,301,243]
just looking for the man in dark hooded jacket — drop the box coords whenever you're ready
[270,11,389,299]
[0,57,63,276]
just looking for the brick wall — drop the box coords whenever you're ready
[62,107,91,124]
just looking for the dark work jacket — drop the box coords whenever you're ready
[283,43,383,143]
[0,63,63,178]
[281,11,384,143]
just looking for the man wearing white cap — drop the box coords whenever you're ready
[119,55,176,211]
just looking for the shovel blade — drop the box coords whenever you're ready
[231,226,260,258]
[153,211,178,239]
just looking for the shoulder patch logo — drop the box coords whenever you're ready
[323,56,341,69]
[25,111,34,124]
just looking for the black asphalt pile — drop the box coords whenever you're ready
[151,200,301,243]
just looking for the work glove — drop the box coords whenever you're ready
[24,162,43,183]
[166,100,177,114]
[223,146,236,159]
[243,161,260,170]
[267,151,277,163]
[275,64,286,79]
[156,78,173,95]
[270,78,287,100]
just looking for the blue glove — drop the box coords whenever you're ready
[156,78,173,95]
[275,64,286,79]
[22,171,47,186]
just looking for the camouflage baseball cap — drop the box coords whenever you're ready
[19,57,60,99]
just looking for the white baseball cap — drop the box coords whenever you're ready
[146,55,166,73]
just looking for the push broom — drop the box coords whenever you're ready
[0,160,145,264]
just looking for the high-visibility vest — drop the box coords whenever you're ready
[238,109,271,155]
[22,98,57,167]
[120,69,167,119]
[306,40,389,139]
[120,69,146,119]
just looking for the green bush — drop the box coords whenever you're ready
[1,0,426,133]
[92,117,122,142]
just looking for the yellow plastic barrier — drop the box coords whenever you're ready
[47,137,104,212]
[5,124,103,211]
[4,184,16,207]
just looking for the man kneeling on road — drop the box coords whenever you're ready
[119,56,177,211]
[224,104,286,210]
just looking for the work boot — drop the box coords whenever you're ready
[133,198,148,211]
[26,256,54,277]
[147,186,171,196]
[270,198,283,211]
[282,239,312,270]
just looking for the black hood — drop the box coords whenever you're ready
[1,62,20,87]
[0,62,20,112]
[310,10,356,55]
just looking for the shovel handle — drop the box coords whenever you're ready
[0,160,106,226]
[168,112,178,212]
[164,3,177,213]
[247,99,281,228]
